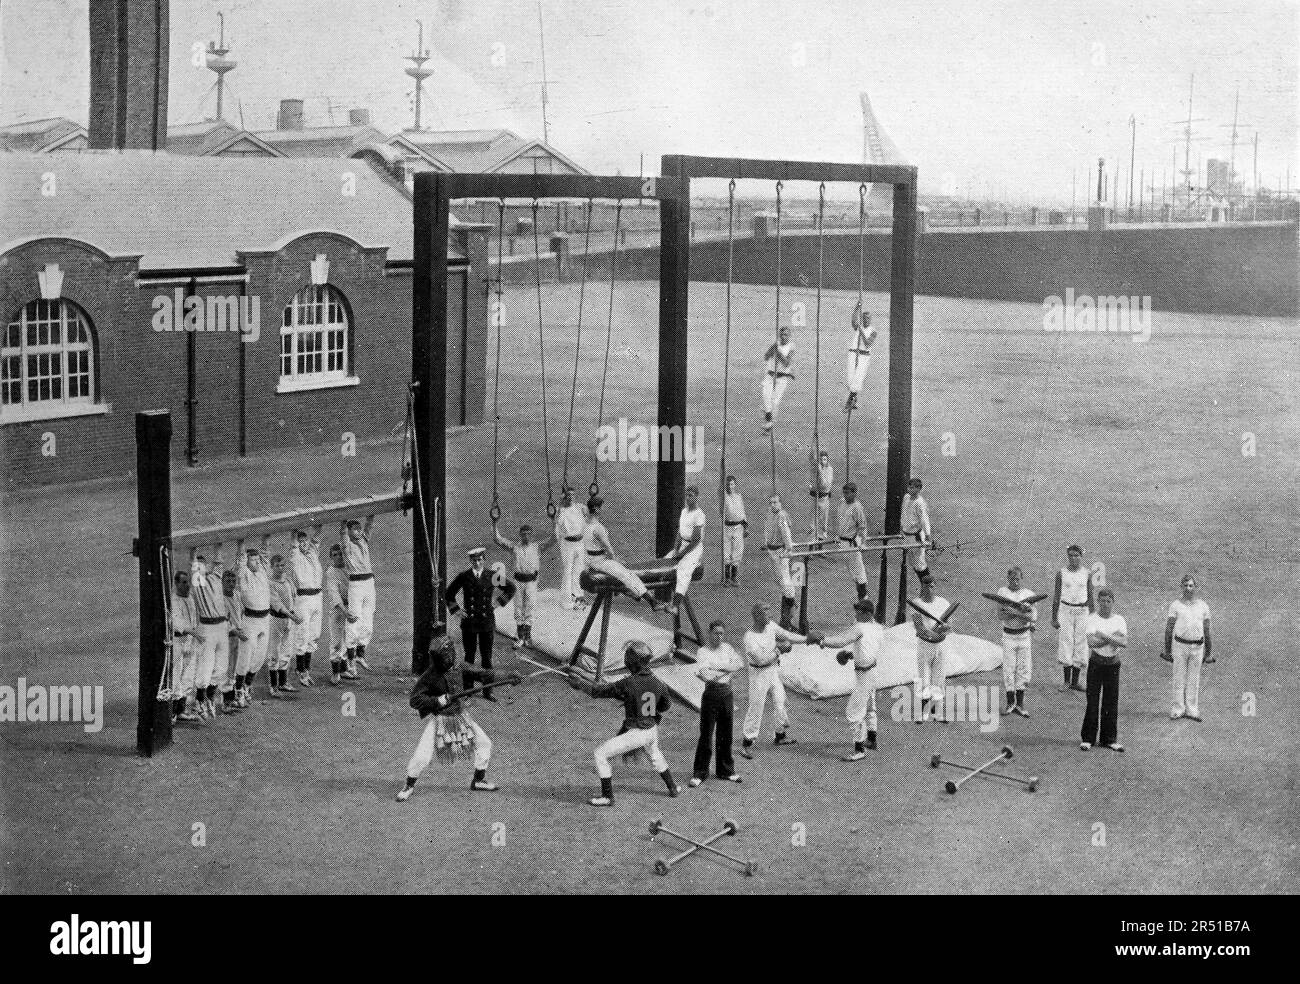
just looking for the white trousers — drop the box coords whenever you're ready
[329,610,349,660]
[743,663,790,740]
[811,497,831,540]
[762,374,790,417]
[839,542,867,584]
[846,669,878,741]
[347,577,375,648]
[192,621,228,692]
[292,592,322,655]
[407,715,492,776]
[768,550,795,599]
[595,725,667,778]
[916,640,947,703]
[846,348,871,395]
[588,556,648,597]
[559,539,586,604]
[723,526,745,564]
[1057,604,1089,668]
[243,614,271,675]
[1172,640,1205,717]
[670,544,702,595]
[268,615,295,672]
[904,531,929,573]
[1001,630,1032,691]
[513,579,537,625]
[175,637,196,697]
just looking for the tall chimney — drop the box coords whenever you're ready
[89,0,170,150]
[277,99,305,131]
[349,108,371,126]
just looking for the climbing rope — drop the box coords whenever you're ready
[591,201,623,499]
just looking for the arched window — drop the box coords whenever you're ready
[2,299,97,420]
[280,285,350,388]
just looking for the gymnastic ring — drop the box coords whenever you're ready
[489,503,502,523]
[589,481,600,498]
[546,501,557,519]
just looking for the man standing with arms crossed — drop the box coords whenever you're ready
[835,481,871,603]
[1164,575,1212,722]
[690,620,744,787]
[1052,544,1094,693]
[1080,587,1126,752]
[816,597,883,759]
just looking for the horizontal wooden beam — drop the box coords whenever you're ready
[171,492,412,551]
[663,154,916,187]
[417,172,688,204]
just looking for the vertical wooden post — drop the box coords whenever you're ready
[886,178,917,624]
[411,173,449,674]
[656,165,690,559]
[135,410,174,757]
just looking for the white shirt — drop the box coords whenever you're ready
[343,536,371,577]
[743,622,799,668]
[825,620,884,673]
[723,492,746,523]
[677,506,705,550]
[1168,599,1210,641]
[557,503,587,539]
[289,542,323,591]
[997,586,1038,631]
[901,493,930,538]
[912,594,950,646]
[813,463,833,495]
[1085,612,1127,660]
[324,566,349,612]
[695,642,743,685]
[237,564,270,610]
[765,341,795,376]
[512,543,540,575]
[1059,565,1090,605]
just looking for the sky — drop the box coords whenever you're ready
[1,0,1296,203]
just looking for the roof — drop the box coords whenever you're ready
[255,123,390,158]
[167,120,285,158]
[0,150,464,269]
[0,117,88,152]
[396,129,589,175]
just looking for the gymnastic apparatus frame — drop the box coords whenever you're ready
[660,156,919,626]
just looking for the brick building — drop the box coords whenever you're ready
[0,150,487,489]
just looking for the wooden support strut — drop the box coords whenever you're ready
[169,492,413,551]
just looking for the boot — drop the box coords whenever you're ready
[856,582,868,601]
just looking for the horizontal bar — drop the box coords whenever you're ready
[786,541,924,561]
[664,154,916,187]
[788,533,912,550]
[171,492,412,551]
[417,172,688,203]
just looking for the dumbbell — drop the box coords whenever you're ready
[649,818,755,876]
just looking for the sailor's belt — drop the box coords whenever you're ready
[173,630,188,637]
[348,572,374,582]
[1175,635,1204,645]
[840,536,858,542]
[1060,600,1088,607]
[764,544,785,551]
[1002,625,1031,635]
[854,665,874,673]
[766,370,794,379]
[271,611,290,619]
[814,493,830,499]
[586,549,607,556]
[297,587,321,596]
[243,607,270,618]
[749,659,779,669]
[724,520,746,526]
[564,535,584,542]
[198,615,227,626]
[514,571,538,582]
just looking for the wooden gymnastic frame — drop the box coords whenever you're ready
[660,156,919,628]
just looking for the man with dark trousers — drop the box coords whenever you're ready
[690,620,744,787]
[1080,587,1127,752]
[446,547,501,701]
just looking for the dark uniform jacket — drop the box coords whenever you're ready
[446,568,498,632]
[592,669,671,730]
[408,663,491,718]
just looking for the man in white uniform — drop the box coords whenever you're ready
[582,497,670,613]
[720,475,747,586]
[762,494,798,629]
[996,566,1038,717]
[911,574,952,722]
[740,602,818,758]
[844,300,877,414]
[1164,575,1212,722]
[341,516,376,676]
[237,541,273,703]
[1052,544,1094,692]
[492,520,554,649]
[324,544,358,684]
[761,325,795,433]
[288,525,324,687]
[817,597,884,760]
[188,549,230,720]
[1081,588,1126,752]
[808,450,833,542]
[835,482,870,603]
[664,486,705,612]
[169,570,199,723]
[900,477,932,580]
[554,487,588,610]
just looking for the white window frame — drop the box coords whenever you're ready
[277,285,356,393]
[1,299,104,423]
